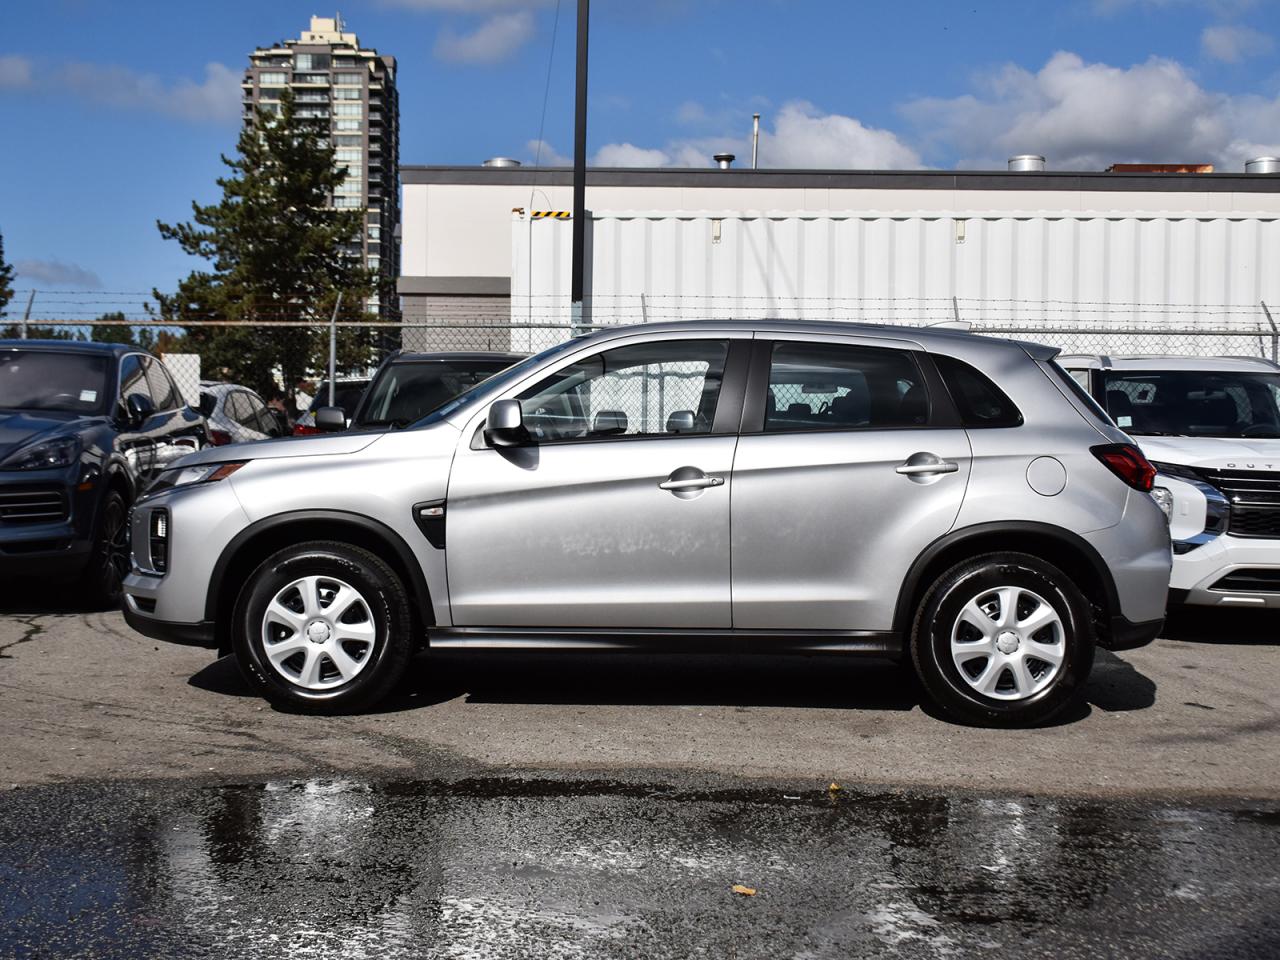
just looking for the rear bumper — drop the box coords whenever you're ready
[122,595,217,648]
[1102,614,1163,651]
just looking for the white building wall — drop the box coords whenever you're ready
[401,179,1280,286]
[507,208,1280,355]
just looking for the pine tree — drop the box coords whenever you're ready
[0,231,15,317]
[153,92,381,397]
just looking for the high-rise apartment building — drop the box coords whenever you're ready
[243,15,400,318]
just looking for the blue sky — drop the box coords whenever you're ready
[1,0,1278,304]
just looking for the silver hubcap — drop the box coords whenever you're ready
[950,585,1065,701]
[260,576,377,690]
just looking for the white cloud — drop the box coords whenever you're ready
[902,51,1280,171]
[0,54,31,89]
[7,59,241,123]
[1201,24,1274,62]
[594,142,673,166]
[15,259,102,289]
[588,101,922,169]
[525,138,572,166]
[762,101,923,168]
[675,100,709,125]
[434,11,536,64]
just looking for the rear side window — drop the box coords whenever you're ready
[933,354,1022,428]
[765,342,929,432]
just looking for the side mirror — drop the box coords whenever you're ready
[484,399,530,448]
[125,393,155,428]
[315,406,347,432]
[666,410,696,434]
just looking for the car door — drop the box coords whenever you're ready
[445,334,749,629]
[730,336,972,632]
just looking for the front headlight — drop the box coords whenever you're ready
[152,461,246,492]
[0,436,81,471]
[1151,485,1174,521]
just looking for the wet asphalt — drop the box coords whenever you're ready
[3,776,1279,960]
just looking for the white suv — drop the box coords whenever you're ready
[1062,354,1280,609]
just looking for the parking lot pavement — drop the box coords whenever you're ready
[1,584,1277,798]
[3,776,1279,959]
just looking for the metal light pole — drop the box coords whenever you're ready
[570,0,589,325]
[20,290,34,340]
[328,292,342,406]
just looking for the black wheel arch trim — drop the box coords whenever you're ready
[894,520,1122,637]
[103,455,137,500]
[205,509,435,630]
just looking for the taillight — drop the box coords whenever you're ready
[1092,443,1156,492]
[293,423,320,436]
[209,429,233,446]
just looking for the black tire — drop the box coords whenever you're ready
[80,489,130,610]
[232,540,413,713]
[910,551,1095,727]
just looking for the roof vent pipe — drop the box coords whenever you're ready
[1008,155,1046,172]
[1246,157,1280,174]
[482,157,521,168]
[714,153,735,170]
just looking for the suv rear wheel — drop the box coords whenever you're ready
[911,552,1095,727]
[233,541,413,713]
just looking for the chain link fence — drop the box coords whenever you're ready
[4,292,1278,419]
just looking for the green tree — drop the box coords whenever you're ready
[90,311,158,351]
[0,230,15,317]
[152,91,382,397]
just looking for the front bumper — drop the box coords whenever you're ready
[122,594,217,648]
[0,465,98,577]
[1172,533,1280,608]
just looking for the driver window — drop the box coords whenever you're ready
[516,340,729,442]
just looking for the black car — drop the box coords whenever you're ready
[0,341,208,606]
[343,350,524,430]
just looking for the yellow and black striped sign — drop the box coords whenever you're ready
[530,210,572,219]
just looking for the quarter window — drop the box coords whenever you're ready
[933,354,1022,428]
[516,340,729,442]
[764,342,929,431]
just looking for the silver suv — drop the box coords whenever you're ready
[121,321,1171,726]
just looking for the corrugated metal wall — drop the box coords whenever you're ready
[509,210,1280,354]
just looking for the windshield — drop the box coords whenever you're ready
[0,350,111,415]
[414,337,586,427]
[354,358,516,428]
[1101,369,1280,439]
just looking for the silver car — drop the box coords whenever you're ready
[121,321,1171,726]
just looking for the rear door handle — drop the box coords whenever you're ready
[896,456,958,476]
[659,476,724,490]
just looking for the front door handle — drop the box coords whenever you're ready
[896,454,959,476]
[658,476,724,490]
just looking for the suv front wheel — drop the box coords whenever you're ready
[233,541,413,713]
[911,552,1095,727]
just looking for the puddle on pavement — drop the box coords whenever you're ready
[2,778,1278,958]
